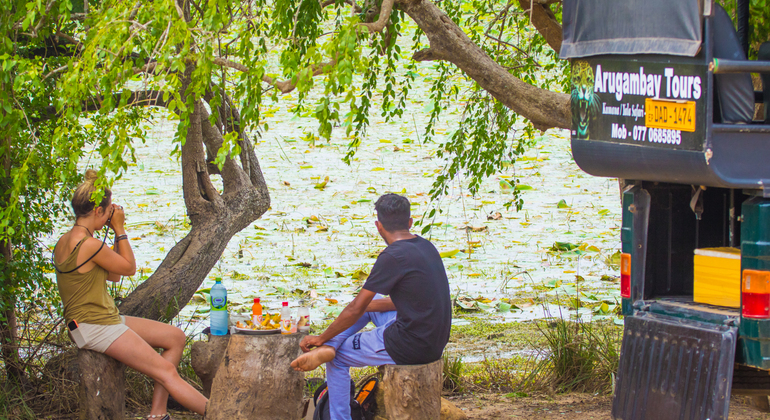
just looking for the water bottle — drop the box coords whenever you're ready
[210,279,228,336]
[297,303,310,332]
[280,301,293,334]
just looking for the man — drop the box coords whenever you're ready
[291,193,452,420]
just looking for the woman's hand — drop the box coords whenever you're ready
[108,204,127,234]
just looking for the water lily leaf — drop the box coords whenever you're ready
[515,184,533,191]
[314,176,330,190]
[454,296,477,310]
[440,249,461,258]
[552,241,578,251]
[557,199,569,209]
[350,269,369,281]
[497,302,512,312]
[325,298,339,304]
[476,302,491,311]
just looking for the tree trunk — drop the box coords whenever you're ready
[204,333,307,420]
[373,360,443,420]
[190,334,231,397]
[0,128,27,386]
[78,349,127,420]
[118,79,270,322]
[398,0,570,131]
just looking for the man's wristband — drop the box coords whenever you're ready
[115,234,128,243]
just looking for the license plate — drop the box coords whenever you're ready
[645,98,696,132]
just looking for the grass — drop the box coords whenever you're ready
[1,302,621,418]
[533,318,620,393]
[441,315,622,396]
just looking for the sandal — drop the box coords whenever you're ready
[146,415,171,420]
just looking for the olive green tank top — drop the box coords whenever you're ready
[55,237,121,325]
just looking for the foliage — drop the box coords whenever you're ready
[0,0,83,330]
[442,353,465,393]
[534,318,620,394]
[719,0,770,59]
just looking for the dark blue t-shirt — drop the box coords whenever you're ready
[363,236,451,365]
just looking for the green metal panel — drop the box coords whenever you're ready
[621,188,635,316]
[738,196,770,368]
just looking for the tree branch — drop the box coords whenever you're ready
[211,56,337,94]
[320,0,363,13]
[358,0,395,33]
[517,0,562,53]
[55,31,83,49]
[32,90,170,123]
[400,0,569,131]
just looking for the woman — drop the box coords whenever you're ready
[53,170,207,419]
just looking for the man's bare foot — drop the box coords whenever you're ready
[291,345,336,372]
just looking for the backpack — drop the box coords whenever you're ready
[312,376,379,420]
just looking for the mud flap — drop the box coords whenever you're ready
[612,313,737,420]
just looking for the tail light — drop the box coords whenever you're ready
[620,253,631,298]
[742,269,770,318]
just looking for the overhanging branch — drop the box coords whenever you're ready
[358,0,395,33]
[211,56,337,94]
[399,0,570,131]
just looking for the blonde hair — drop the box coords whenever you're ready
[71,169,111,218]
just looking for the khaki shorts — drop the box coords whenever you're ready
[70,315,130,353]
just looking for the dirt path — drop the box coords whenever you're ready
[448,393,770,420]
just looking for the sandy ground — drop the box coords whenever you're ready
[153,393,770,420]
[448,393,770,420]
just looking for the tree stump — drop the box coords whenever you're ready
[373,359,443,420]
[78,349,126,420]
[190,334,231,397]
[204,333,306,420]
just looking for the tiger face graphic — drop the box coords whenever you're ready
[571,61,601,140]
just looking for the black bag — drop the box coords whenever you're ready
[312,376,379,420]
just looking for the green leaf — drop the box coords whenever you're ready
[440,249,461,258]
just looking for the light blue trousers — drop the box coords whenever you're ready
[324,296,396,420]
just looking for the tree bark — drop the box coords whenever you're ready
[398,0,570,131]
[0,125,27,386]
[118,75,270,322]
[190,334,231,397]
[373,360,443,420]
[78,349,127,420]
[517,0,562,53]
[204,333,307,420]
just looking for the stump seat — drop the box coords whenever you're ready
[191,332,307,420]
[372,360,443,420]
[77,349,127,420]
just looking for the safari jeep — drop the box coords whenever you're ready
[561,0,770,418]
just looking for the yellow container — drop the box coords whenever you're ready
[693,247,741,308]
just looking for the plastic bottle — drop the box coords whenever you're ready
[280,301,293,334]
[297,304,310,333]
[210,279,228,336]
[252,298,263,325]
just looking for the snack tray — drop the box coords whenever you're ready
[232,326,281,335]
